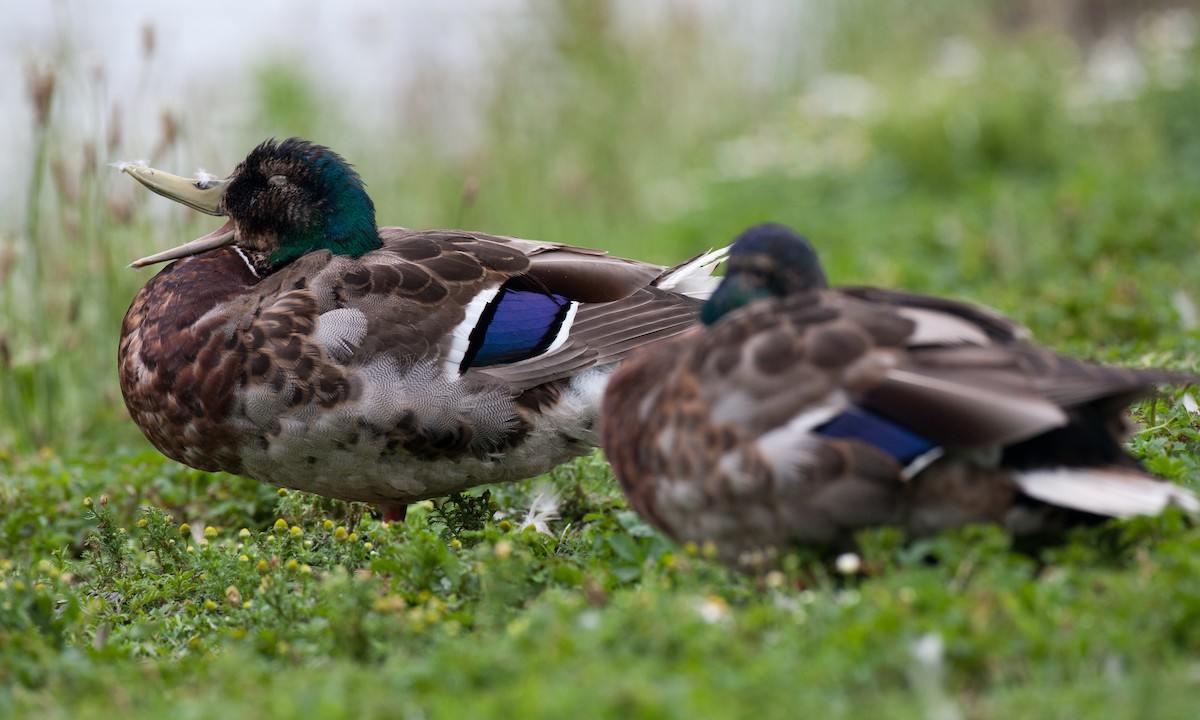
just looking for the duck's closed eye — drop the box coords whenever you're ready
[268,174,289,187]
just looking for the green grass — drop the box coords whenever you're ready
[4,0,1200,716]
[4,433,1200,719]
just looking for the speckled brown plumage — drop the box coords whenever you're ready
[120,248,256,474]
[601,224,1199,567]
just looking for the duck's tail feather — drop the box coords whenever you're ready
[655,246,730,300]
[1013,467,1200,518]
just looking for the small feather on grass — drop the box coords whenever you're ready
[518,486,560,535]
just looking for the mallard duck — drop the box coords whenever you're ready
[601,223,1199,567]
[118,137,727,521]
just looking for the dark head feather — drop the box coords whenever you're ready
[701,223,828,325]
[222,138,380,272]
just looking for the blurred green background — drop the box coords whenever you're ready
[3,0,1200,448]
[5,3,1200,717]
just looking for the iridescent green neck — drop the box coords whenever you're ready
[700,279,775,325]
[268,149,380,267]
[267,204,379,267]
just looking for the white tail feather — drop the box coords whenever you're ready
[1014,467,1200,518]
[655,246,730,299]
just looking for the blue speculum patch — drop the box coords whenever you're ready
[462,286,571,369]
[816,407,937,464]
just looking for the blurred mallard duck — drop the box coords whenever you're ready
[118,137,727,521]
[601,223,1198,567]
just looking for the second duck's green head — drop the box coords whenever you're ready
[124,137,379,273]
[700,223,829,325]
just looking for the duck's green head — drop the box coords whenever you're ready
[700,223,828,325]
[124,137,379,274]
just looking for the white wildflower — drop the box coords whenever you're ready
[695,595,730,624]
[835,552,861,575]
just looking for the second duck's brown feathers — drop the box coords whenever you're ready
[602,224,1198,566]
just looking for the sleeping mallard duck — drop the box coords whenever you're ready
[601,223,1199,567]
[119,137,727,521]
